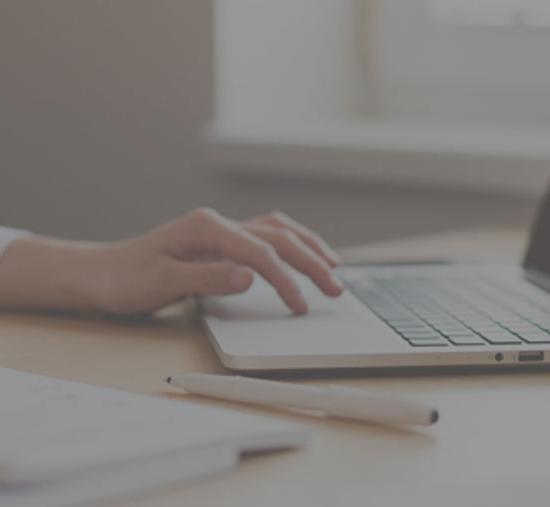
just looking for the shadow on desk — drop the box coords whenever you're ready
[250,363,550,381]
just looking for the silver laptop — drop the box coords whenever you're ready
[201,188,550,372]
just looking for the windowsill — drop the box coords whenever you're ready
[205,119,550,197]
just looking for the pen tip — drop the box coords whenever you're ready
[430,409,439,424]
[165,377,172,385]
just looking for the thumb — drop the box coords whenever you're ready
[176,261,254,296]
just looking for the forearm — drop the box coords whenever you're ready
[0,210,342,315]
[0,236,105,311]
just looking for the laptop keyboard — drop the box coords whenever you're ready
[346,276,550,347]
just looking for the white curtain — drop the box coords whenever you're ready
[426,0,550,25]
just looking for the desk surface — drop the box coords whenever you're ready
[2,227,549,506]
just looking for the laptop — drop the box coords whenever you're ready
[201,186,550,372]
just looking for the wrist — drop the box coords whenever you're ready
[0,236,113,312]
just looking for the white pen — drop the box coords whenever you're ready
[166,373,439,428]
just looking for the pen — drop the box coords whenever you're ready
[166,373,439,428]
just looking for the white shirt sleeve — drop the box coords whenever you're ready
[0,227,31,257]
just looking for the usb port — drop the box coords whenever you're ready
[518,351,545,362]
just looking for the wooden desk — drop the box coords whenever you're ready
[2,227,549,506]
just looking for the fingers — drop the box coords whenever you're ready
[255,211,341,267]
[187,209,309,314]
[247,224,343,298]
[171,261,254,296]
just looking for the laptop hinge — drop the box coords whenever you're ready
[524,268,550,295]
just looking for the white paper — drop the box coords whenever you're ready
[1,446,237,507]
[0,368,308,506]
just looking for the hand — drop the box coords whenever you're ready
[86,209,343,315]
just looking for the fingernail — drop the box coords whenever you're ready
[330,273,344,291]
[230,267,254,292]
[293,291,309,314]
[329,251,342,265]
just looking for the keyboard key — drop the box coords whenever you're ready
[407,339,448,347]
[389,319,423,327]
[508,324,542,334]
[401,332,441,339]
[472,323,503,331]
[427,321,460,329]
[395,328,435,335]
[479,332,523,345]
[386,318,426,326]
[519,333,550,344]
[393,324,433,332]
[446,334,486,346]
[435,326,472,335]
[375,310,412,319]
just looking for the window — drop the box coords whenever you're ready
[368,1,550,124]
[207,0,550,196]
[427,0,550,26]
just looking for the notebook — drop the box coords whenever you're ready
[0,368,308,507]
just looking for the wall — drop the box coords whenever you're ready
[0,0,537,247]
[1,0,214,239]
[215,0,362,124]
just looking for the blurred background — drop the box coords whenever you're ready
[2,0,549,247]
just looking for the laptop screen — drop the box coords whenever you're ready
[524,186,550,274]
